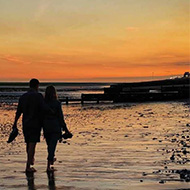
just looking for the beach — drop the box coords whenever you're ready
[0,101,190,190]
[0,0,189,188]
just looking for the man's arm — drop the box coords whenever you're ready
[13,98,22,128]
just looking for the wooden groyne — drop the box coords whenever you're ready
[59,94,113,104]
[59,97,82,105]
[79,77,190,104]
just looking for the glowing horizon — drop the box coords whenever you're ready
[0,0,189,82]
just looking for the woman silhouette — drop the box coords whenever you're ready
[43,85,72,172]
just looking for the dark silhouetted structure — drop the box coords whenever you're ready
[80,72,190,103]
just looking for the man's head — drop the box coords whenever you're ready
[29,78,39,91]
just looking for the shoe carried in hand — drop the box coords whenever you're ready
[7,126,18,143]
[62,131,73,139]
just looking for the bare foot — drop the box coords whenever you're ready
[46,167,57,172]
[31,158,35,165]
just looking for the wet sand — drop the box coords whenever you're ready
[0,101,190,190]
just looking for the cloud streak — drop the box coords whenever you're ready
[173,62,190,66]
[0,55,31,65]
[37,60,104,67]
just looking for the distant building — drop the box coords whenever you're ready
[183,72,190,78]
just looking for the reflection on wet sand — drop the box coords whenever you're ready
[25,171,57,190]
[47,171,56,190]
[25,172,36,190]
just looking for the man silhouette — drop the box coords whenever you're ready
[13,78,48,172]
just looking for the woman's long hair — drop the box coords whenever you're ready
[45,85,58,102]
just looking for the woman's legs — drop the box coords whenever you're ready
[45,133,59,171]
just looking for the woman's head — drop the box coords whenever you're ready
[45,85,57,101]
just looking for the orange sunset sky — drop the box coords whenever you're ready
[0,0,189,82]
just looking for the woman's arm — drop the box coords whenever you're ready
[58,102,69,133]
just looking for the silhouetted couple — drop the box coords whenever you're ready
[13,79,72,172]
